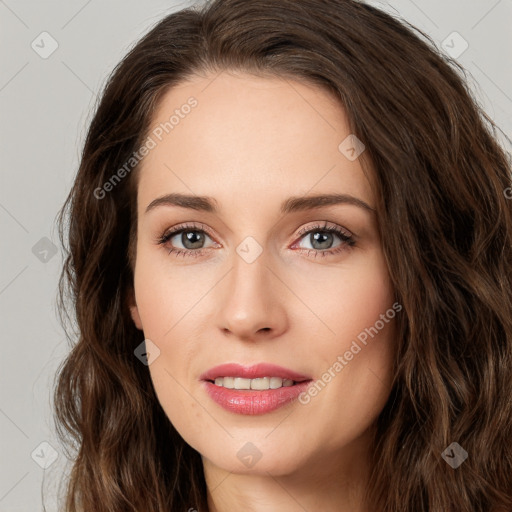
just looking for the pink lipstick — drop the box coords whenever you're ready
[199,363,313,415]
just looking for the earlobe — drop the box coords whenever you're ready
[127,288,143,330]
[129,303,143,330]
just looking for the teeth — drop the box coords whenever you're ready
[213,376,295,390]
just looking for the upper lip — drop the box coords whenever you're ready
[200,363,312,382]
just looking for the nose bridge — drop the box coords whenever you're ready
[218,241,286,338]
[231,243,268,298]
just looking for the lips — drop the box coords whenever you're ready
[199,363,314,415]
[202,379,313,415]
[199,362,312,383]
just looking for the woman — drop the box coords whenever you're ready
[54,0,512,510]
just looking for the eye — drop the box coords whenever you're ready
[156,221,355,259]
[291,221,355,258]
[156,222,217,258]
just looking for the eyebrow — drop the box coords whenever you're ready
[145,192,375,215]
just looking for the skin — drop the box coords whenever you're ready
[129,70,397,512]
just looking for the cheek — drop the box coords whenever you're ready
[132,250,208,438]
[288,247,395,348]
[335,256,395,349]
[331,249,397,382]
[132,245,206,339]
[294,249,397,434]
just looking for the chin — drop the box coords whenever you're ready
[198,436,310,476]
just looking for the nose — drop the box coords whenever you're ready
[216,251,289,341]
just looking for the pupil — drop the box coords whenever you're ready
[183,231,204,249]
[311,231,332,250]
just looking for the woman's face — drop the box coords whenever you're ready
[129,70,397,479]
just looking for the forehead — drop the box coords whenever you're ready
[136,71,373,213]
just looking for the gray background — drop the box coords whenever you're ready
[1,0,511,510]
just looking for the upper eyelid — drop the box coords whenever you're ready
[296,222,353,238]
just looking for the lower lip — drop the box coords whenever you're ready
[202,380,313,415]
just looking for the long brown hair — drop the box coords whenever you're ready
[53,0,512,510]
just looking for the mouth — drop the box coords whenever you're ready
[199,362,312,384]
[201,378,314,415]
[204,376,310,390]
[199,363,313,414]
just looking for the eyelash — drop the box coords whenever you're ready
[156,221,356,259]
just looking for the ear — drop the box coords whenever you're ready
[127,287,143,331]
